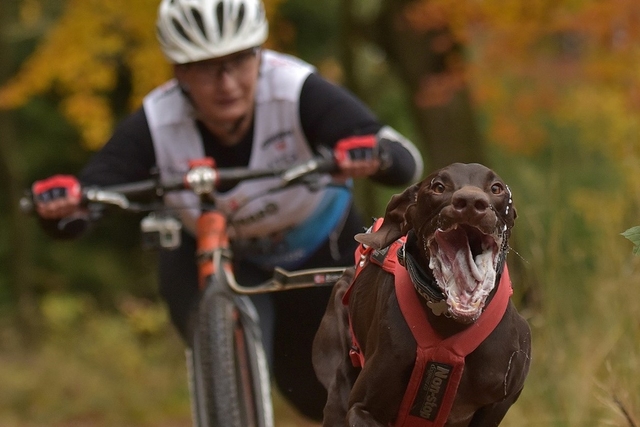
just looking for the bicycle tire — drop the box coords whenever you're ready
[188,278,274,427]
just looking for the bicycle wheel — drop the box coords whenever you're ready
[187,278,274,427]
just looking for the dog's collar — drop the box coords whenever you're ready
[397,231,450,315]
[398,230,507,317]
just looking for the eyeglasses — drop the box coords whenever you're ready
[184,47,261,82]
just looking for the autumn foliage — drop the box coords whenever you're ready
[4,0,640,159]
[0,0,285,149]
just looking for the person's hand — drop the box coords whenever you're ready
[32,175,81,219]
[333,135,381,179]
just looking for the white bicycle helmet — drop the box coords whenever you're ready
[156,0,269,64]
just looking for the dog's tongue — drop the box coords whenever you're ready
[433,227,481,286]
[429,227,497,322]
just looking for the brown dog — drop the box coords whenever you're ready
[313,163,531,427]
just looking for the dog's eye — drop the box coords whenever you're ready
[491,183,504,195]
[431,182,445,194]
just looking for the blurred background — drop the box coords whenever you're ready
[1,0,639,426]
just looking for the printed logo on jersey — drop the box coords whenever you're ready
[262,130,293,150]
[227,198,240,211]
[231,202,279,227]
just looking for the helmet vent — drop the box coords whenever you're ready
[236,3,245,34]
[190,8,206,38]
[172,18,192,43]
[216,2,225,34]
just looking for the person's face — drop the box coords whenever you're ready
[175,47,261,125]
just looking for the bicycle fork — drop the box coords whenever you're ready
[186,210,274,427]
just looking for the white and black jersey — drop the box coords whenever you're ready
[79,50,423,270]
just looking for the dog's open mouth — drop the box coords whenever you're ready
[427,224,502,323]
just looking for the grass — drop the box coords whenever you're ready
[0,293,324,427]
[0,294,191,427]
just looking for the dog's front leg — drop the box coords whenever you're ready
[321,362,359,426]
[313,268,359,426]
[343,350,412,427]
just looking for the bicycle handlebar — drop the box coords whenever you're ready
[20,154,347,293]
[20,155,337,215]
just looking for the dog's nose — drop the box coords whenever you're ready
[452,187,490,217]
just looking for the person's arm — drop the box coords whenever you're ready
[299,73,423,186]
[34,108,157,239]
[79,108,157,185]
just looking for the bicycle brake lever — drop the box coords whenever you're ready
[281,153,337,184]
[85,189,131,209]
[281,158,321,184]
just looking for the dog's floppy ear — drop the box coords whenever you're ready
[354,183,419,249]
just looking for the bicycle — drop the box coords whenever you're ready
[21,153,349,427]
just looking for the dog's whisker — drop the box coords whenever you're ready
[507,246,528,264]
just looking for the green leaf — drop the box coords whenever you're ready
[621,226,640,255]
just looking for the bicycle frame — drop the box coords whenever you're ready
[189,198,275,427]
[22,154,348,427]
[196,210,229,289]
[188,168,350,426]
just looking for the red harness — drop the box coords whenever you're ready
[345,221,513,427]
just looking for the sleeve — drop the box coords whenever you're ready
[40,108,157,239]
[299,73,423,186]
[79,108,157,186]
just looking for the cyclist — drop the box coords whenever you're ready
[32,0,423,421]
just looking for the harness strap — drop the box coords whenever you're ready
[343,219,514,426]
[342,219,513,427]
[345,218,402,367]
[393,264,512,427]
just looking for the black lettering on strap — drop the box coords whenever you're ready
[409,362,453,421]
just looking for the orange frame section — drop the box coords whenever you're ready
[196,210,229,289]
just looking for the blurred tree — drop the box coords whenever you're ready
[276,0,484,170]
[428,0,640,172]
[316,0,640,177]
[273,0,485,223]
[431,0,640,268]
[0,0,41,336]
[372,0,485,169]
